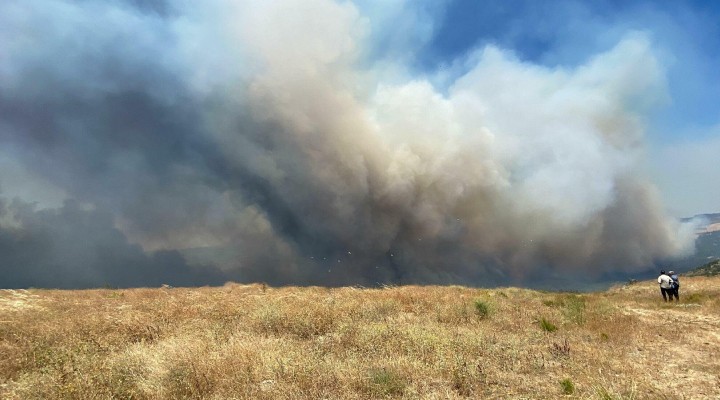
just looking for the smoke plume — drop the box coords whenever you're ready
[0,0,694,288]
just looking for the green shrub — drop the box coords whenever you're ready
[367,368,406,397]
[474,300,490,319]
[560,378,575,395]
[539,317,557,332]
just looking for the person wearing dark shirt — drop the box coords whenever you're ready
[668,270,680,301]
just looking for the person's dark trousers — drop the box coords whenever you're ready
[661,287,673,301]
[670,287,679,301]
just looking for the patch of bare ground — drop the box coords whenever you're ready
[0,277,718,399]
[0,289,45,313]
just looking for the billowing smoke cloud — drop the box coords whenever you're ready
[0,0,694,288]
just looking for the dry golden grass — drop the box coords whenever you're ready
[1,277,719,399]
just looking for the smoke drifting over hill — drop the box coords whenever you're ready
[0,0,695,288]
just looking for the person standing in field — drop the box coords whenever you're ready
[658,270,675,302]
[668,270,680,301]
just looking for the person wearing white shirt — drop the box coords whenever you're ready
[657,270,675,302]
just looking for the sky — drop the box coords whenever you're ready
[0,0,718,289]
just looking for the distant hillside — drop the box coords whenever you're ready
[668,230,720,273]
[681,212,720,224]
[686,258,720,277]
[680,213,720,275]
[681,212,720,234]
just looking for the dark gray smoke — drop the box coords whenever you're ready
[0,0,694,289]
[0,196,227,288]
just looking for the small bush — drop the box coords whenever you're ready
[596,385,618,400]
[164,360,215,399]
[542,299,557,307]
[539,317,557,332]
[544,295,585,324]
[550,339,570,358]
[255,303,335,338]
[683,292,705,304]
[560,378,575,395]
[562,295,586,325]
[474,300,490,319]
[367,367,406,397]
[450,358,482,396]
[436,303,473,324]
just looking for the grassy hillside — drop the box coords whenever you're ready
[686,259,720,277]
[1,278,719,399]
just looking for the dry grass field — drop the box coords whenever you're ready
[1,276,719,399]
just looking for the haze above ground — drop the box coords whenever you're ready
[0,0,719,289]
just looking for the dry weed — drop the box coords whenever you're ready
[1,277,719,399]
